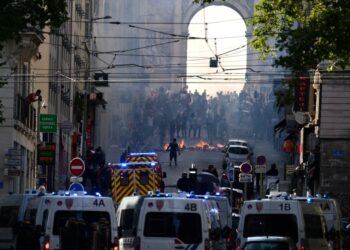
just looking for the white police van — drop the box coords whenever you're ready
[0,190,46,250]
[294,196,343,250]
[237,197,331,250]
[116,195,146,250]
[135,193,225,250]
[19,190,118,250]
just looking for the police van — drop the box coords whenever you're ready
[237,198,331,250]
[0,190,46,250]
[20,190,118,250]
[294,196,343,250]
[195,194,234,250]
[135,193,225,250]
[116,195,146,250]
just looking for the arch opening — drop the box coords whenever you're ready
[186,5,247,97]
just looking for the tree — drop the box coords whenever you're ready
[0,0,68,124]
[0,0,68,50]
[250,0,350,71]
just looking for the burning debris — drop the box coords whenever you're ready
[163,139,224,151]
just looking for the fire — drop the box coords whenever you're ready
[163,139,224,151]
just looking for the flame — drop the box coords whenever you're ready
[163,139,224,151]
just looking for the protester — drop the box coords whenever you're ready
[206,164,219,178]
[166,138,180,166]
[266,163,279,176]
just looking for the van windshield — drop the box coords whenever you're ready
[53,211,111,249]
[243,214,298,243]
[144,212,202,244]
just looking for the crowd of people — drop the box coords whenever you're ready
[114,85,277,151]
[83,146,111,195]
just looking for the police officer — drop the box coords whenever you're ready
[177,172,190,192]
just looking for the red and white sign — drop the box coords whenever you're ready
[69,157,85,176]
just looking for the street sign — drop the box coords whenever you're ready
[256,155,266,165]
[255,164,267,174]
[5,159,22,166]
[39,114,57,133]
[239,173,253,183]
[8,148,21,156]
[240,162,253,174]
[68,182,85,192]
[60,120,73,133]
[69,157,85,177]
[70,176,83,183]
[4,168,21,176]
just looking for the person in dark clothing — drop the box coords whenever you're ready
[166,138,180,166]
[266,163,279,176]
[120,149,127,163]
[206,164,219,178]
[177,172,190,192]
[94,146,106,167]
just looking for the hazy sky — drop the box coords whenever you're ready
[187,6,247,97]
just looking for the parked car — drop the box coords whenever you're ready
[226,145,252,165]
[242,236,297,250]
[223,139,250,152]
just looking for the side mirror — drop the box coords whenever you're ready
[163,172,167,178]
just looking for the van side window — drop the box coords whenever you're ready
[0,206,19,227]
[120,209,134,230]
[243,214,299,243]
[42,210,48,230]
[304,214,327,239]
[144,212,202,244]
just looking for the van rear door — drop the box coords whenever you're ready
[142,211,203,249]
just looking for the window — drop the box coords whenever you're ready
[120,209,134,230]
[54,211,111,249]
[304,214,326,239]
[243,214,299,243]
[120,172,130,186]
[228,147,249,155]
[144,212,202,244]
[139,172,149,185]
[0,206,19,227]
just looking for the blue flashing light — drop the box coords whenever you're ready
[307,197,312,203]
[65,191,70,196]
[215,192,221,196]
[95,192,102,197]
[186,193,191,198]
[150,162,156,167]
[204,195,208,199]
[121,163,127,168]
[84,191,88,195]
[73,193,78,196]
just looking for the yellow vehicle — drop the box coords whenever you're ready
[111,152,166,204]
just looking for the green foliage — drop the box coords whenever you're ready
[0,0,68,123]
[250,0,350,71]
[0,0,68,50]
